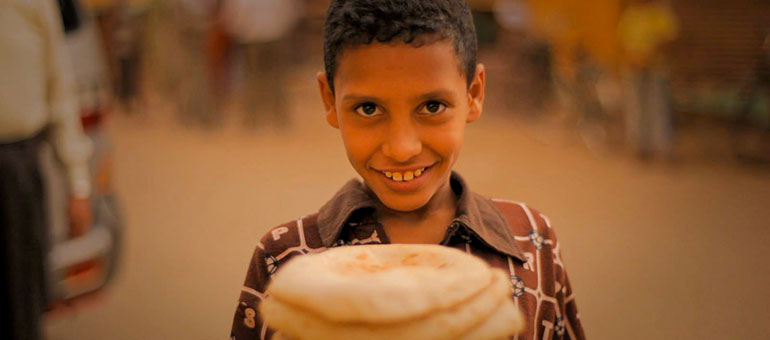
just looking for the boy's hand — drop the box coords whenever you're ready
[68,197,92,237]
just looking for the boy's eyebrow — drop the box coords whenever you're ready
[341,94,381,102]
[411,89,455,102]
[341,89,455,103]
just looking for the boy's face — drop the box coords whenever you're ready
[318,41,485,212]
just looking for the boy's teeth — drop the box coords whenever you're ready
[382,167,426,182]
[404,171,414,180]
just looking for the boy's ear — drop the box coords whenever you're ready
[466,63,486,123]
[317,72,339,129]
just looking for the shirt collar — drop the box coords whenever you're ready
[316,172,526,261]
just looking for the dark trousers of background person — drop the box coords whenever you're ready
[242,39,289,128]
[0,132,47,340]
[628,67,674,159]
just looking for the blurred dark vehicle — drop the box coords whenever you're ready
[42,0,122,307]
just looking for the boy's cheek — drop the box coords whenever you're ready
[423,125,465,152]
[341,122,381,144]
[340,130,378,163]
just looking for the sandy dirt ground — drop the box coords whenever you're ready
[45,62,770,340]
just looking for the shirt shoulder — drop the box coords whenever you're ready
[488,198,553,237]
[257,213,327,260]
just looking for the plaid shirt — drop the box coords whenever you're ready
[231,172,586,340]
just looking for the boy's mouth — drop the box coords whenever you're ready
[375,164,434,182]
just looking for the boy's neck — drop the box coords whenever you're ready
[374,179,459,244]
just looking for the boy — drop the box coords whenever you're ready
[231,1,586,339]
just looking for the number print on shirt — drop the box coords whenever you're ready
[243,308,257,328]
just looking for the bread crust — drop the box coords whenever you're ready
[262,270,513,340]
[267,244,494,323]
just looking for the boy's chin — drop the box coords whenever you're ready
[372,190,433,213]
[381,199,428,213]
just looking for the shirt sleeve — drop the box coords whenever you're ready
[231,240,274,340]
[542,218,587,340]
[41,0,93,198]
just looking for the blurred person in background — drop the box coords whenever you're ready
[205,0,231,111]
[82,0,151,113]
[171,0,220,127]
[135,0,220,126]
[734,32,770,161]
[0,0,92,338]
[617,0,679,160]
[110,0,150,112]
[220,0,302,128]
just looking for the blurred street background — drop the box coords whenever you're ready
[14,0,770,339]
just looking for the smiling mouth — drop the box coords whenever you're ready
[375,164,434,182]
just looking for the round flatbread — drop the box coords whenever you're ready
[267,244,494,323]
[456,294,524,340]
[261,269,512,340]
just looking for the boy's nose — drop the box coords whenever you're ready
[381,119,422,163]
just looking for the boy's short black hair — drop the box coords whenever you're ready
[323,0,478,93]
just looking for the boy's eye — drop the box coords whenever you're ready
[354,103,381,117]
[420,101,447,115]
